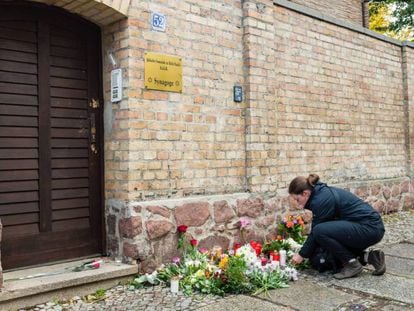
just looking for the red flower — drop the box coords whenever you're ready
[177,225,188,233]
[233,243,242,251]
[190,239,198,246]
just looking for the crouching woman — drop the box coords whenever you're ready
[289,174,386,279]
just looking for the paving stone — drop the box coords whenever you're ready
[262,279,359,311]
[380,302,414,310]
[384,254,414,277]
[383,243,414,259]
[196,295,293,311]
[330,272,414,305]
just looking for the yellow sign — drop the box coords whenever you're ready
[145,52,182,93]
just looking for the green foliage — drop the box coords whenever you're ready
[95,288,106,299]
[82,288,107,303]
[221,255,252,294]
[51,297,62,306]
[262,239,290,254]
[250,270,290,297]
[129,240,298,297]
[369,0,414,41]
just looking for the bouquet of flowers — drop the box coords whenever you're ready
[277,215,306,244]
[130,224,302,297]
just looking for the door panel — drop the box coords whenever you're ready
[0,4,103,270]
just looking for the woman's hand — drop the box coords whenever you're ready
[292,253,304,265]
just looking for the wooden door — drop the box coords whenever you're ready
[0,4,103,269]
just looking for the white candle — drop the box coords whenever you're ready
[170,277,179,293]
[280,250,286,267]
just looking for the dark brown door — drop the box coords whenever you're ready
[0,4,103,269]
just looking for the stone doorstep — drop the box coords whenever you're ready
[0,257,138,310]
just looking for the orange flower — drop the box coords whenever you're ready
[286,221,294,228]
[276,235,283,241]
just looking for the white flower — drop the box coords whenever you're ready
[236,245,257,266]
[282,266,299,281]
[286,238,302,252]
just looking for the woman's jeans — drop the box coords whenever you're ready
[312,220,385,264]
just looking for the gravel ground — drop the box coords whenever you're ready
[20,210,414,311]
[377,210,414,247]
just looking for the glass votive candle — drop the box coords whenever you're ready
[170,276,180,294]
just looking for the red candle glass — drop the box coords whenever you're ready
[254,244,262,256]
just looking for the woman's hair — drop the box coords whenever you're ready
[288,174,320,194]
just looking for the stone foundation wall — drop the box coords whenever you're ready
[107,177,414,273]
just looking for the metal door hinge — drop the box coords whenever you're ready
[89,98,100,109]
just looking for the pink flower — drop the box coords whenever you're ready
[84,260,101,269]
[172,256,180,264]
[91,261,100,269]
[239,217,251,229]
[199,248,209,254]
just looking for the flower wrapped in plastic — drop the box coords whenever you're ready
[278,215,306,244]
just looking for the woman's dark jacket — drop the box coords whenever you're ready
[298,182,384,258]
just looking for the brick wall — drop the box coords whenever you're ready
[103,0,412,200]
[104,0,246,202]
[272,5,405,189]
[102,19,131,202]
[243,0,279,193]
[403,44,414,175]
[288,0,364,25]
[100,0,414,266]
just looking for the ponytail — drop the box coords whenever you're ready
[307,174,320,187]
[288,174,320,194]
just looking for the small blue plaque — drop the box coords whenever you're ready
[151,12,166,32]
[233,86,243,102]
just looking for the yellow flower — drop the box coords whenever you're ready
[219,255,229,269]
[195,269,204,278]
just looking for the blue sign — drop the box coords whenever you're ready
[151,12,166,32]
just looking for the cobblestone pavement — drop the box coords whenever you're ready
[21,210,414,311]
